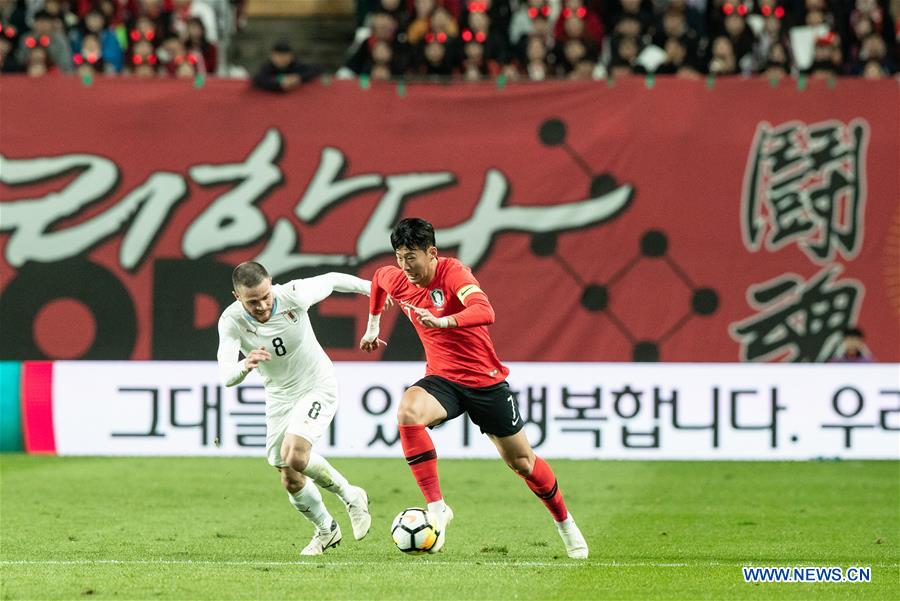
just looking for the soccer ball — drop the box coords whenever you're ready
[390,508,438,554]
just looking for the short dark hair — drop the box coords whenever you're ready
[232,261,269,290]
[844,327,864,338]
[391,218,436,251]
[272,39,293,54]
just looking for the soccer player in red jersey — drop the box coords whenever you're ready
[359,218,588,558]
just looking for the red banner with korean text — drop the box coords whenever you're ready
[1,77,897,362]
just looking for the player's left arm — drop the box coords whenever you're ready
[289,272,371,310]
[450,282,495,327]
[405,265,495,329]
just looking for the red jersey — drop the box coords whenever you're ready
[370,257,510,388]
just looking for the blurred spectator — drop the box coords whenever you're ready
[73,31,111,75]
[252,39,321,92]
[0,17,22,71]
[667,0,702,36]
[42,0,80,40]
[851,31,894,72]
[521,33,553,79]
[380,0,411,32]
[463,2,508,65]
[722,6,755,71]
[432,4,460,38]
[72,8,124,72]
[156,33,183,72]
[346,10,409,75]
[829,327,874,362]
[708,34,737,74]
[0,0,28,37]
[509,0,556,47]
[461,31,501,78]
[861,57,887,76]
[655,35,701,76]
[653,6,697,48]
[185,15,215,72]
[610,33,640,71]
[761,40,790,77]
[171,0,217,43]
[559,36,597,77]
[130,13,160,44]
[172,48,198,77]
[407,0,436,44]
[753,4,786,70]
[808,30,841,76]
[136,0,174,43]
[555,0,603,46]
[461,0,512,39]
[127,36,158,76]
[17,8,72,72]
[612,0,654,37]
[25,42,51,76]
[413,26,461,77]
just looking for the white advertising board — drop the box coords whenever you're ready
[51,362,900,460]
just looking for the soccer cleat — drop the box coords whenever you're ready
[555,514,588,559]
[343,486,371,540]
[426,504,454,554]
[300,520,342,556]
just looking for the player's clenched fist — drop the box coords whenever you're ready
[244,346,272,370]
[359,336,387,353]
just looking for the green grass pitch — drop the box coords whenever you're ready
[1,456,897,600]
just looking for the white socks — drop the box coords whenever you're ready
[303,452,353,504]
[288,481,333,534]
[556,513,574,527]
[427,499,448,516]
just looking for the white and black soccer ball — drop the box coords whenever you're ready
[390,508,438,554]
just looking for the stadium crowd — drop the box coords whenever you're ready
[0,0,240,78]
[1,0,896,82]
[344,0,898,80]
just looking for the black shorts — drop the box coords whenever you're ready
[414,375,524,437]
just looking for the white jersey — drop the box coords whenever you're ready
[217,273,369,404]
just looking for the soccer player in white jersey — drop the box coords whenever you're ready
[217,261,373,556]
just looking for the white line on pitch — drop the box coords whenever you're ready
[1,560,898,569]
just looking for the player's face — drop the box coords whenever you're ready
[234,279,274,322]
[395,245,437,286]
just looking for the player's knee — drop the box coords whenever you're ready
[508,454,535,476]
[397,398,426,425]
[283,448,310,473]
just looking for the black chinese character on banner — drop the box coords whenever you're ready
[742,119,869,264]
[729,266,862,362]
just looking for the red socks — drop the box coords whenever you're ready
[399,424,442,503]
[523,456,569,522]
[400,425,566,522]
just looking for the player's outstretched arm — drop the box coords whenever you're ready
[291,272,371,309]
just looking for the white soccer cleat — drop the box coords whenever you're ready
[300,520,342,556]
[555,514,588,559]
[344,486,371,540]
[427,504,454,554]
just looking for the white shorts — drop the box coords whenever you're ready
[266,382,338,468]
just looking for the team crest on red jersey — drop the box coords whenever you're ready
[430,289,445,308]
